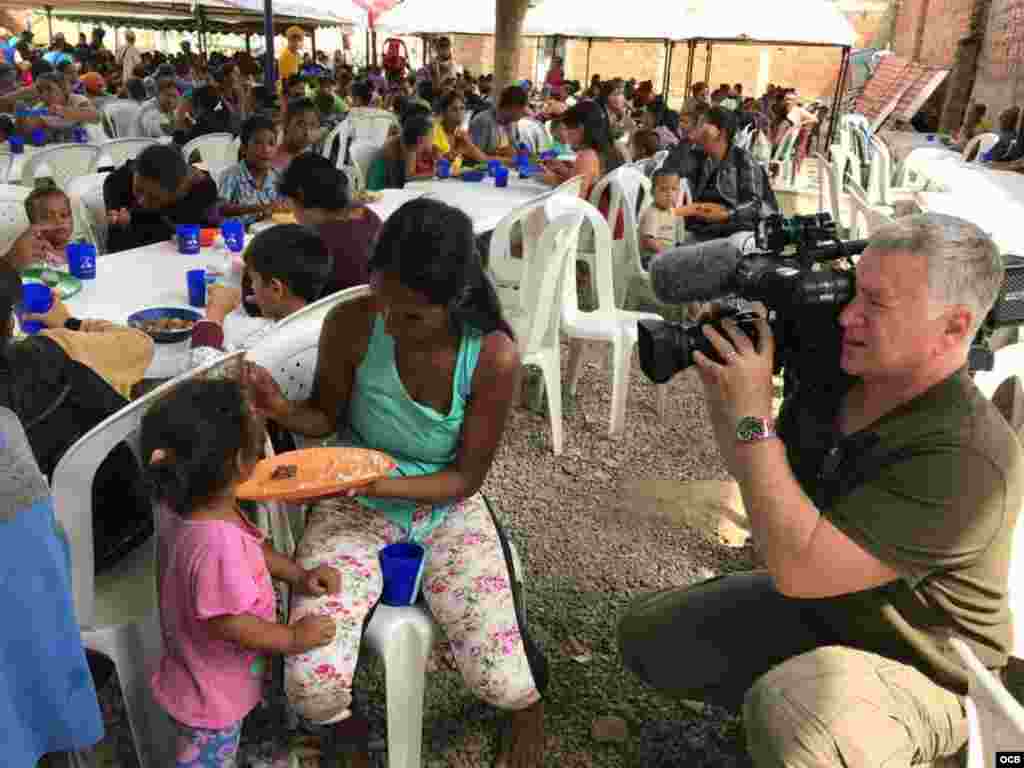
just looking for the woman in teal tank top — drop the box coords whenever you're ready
[245,199,547,767]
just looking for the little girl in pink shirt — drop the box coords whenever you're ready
[141,378,340,767]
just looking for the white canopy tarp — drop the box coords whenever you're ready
[220,0,365,24]
[377,0,854,46]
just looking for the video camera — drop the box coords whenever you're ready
[637,212,1024,392]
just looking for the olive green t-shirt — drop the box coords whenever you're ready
[778,367,1022,694]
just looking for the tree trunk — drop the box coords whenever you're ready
[493,0,530,98]
[938,0,992,135]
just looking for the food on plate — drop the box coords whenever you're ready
[136,317,196,334]
[271,210,296,224]
[354,190,383,204]
[271,464,298,481]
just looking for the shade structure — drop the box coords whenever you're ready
[670,0,855,46]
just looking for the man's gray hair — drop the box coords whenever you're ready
[868,213,1003,335]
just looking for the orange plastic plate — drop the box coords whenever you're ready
[236,447,396,503]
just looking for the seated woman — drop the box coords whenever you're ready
[219,114,286,226]
[0,262,155,573]
[16,72,99,142]
[365,113,435,191]
[0,405,104,767]
[280,153,383,295]
[104,144,220,254]
[540,99,624,200]
[273,97,322,171]
[431,90,489,164]
[244,198,547,768]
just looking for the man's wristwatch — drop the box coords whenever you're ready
[736,416,777,443]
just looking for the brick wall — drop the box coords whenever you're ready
[891,0,973,65]
[970,0,1024,124]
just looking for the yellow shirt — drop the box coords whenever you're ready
[432,121,453,155]
[278,49,300,81]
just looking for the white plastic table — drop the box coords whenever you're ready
[64,239,257,379]
[405,175,553,234]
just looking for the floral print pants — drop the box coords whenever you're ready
[284,494,541,724]
[172,718,242,768]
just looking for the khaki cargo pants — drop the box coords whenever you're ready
[618,571,967,767]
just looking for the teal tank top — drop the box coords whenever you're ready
[339,315,483,540]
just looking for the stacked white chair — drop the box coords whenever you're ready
[51,350,249,768]
[21,144,101,191]
[815,153,849,235]
[181,132,237,184]
[245,299,528,768]
[348,108,399,147]
[963,132,1001,163]
[348,140,379,193]
[101,99,142,138]
[845,176,894,239]
[550,195,668,435]
[320,119,352,170]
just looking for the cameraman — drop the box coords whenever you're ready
[618,214,1021,766]
[664,106,779,242]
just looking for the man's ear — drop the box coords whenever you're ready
[268,276,288,301]
[944,305,975,348]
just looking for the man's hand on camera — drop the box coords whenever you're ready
[693,314,775,472]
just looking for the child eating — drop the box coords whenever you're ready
[3,184,76,270]
[639,168,686,267]
[141,378,339,768]
[219,115,287,226]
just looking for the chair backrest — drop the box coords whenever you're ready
[102,99,142,138]
[516,117,549,154]
[275,284,372,331]
[963,132,1000,163]
[488,196,551,311]
[735,124,755,151]
[181,132,237,182]
[22,144,102,191]
[321,119,352,169]
[973,343,1024,399]
[516,209,584,357]
[51,350,246,630]
[815,152,844,231]
[131,102,158,138]
[949,637,1024,767]
[0,151,12,184]
[547,196,618,326]
[65,172,110,252]
[94,137,157,171]
[349,108,398,147]
[772,126,799,163]
[550,174,584,199]
[846,176,892,238]
[589,164,651,270]
[0,183,31,256]
[348,140,379,190]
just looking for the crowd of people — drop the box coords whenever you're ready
[2,27,1019,768]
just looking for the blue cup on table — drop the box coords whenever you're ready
[221,219,245,253]
[437,158,451,179]
[379,542,426,606]
[8,136,24,155]
[19,283,53,335]
[176,224,200,255]
[519,163,534,179]
[66,241,97,280]
[495,166,509,188]
[71,126,88,144]
[186,269,207,308]
[487,159,502,177]
[30,127,46,147]
[927,134,936,142]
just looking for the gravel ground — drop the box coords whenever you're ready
[88,341,759,768]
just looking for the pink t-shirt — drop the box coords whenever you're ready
[151,506,276,729]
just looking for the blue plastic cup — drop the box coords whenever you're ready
[9,136,24,154]
[519,164,533,179]
[176,224,200,255]
[67,242,97,279]
[379,542,426,606]
[437,158,451,179]
[186,269,207,308]
[487,159,502,177]
[495,166,509,188]
[19,283,53,335]
[221,219,245,253]
[927,134,935,142]
[30,127,46,146]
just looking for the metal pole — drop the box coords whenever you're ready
[46,6,53,42]
[311,27,317,61]
[262,0,274,93]
[685,40,695,95]
[365,26,371,68]
[825,45,851,153]
[585,37,592,84]
[704,40,712,84]
[245,33,251,54]
[662,40,674,102]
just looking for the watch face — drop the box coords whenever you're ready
[737,416,767,441]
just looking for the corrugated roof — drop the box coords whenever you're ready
[853,54,949,125]
[892,63,949,121]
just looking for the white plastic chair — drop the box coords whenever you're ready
[549,195,668,436]
[815,152,849,235]
[0,150,12,184]
[102,99,142,138]
[770,126,800,189]
[487,196,551,313]
[320,119,352,169]
[93,137,158,171]
[866,137,922,207]
[963,132,1000,163]
[735,124,755,151]
[348,140,379,193]
[588,165,652,309]
[244,312,527,768]
[21,144,102,191]
[181,132,237,183]
[65,172,110,252]
[276,284,372,332]
[51,350,248,768]
[348,108,399,147]
[0,182,31,257]
[846,176,894,239]
[950,638,1024,767]
[973,342,1024,399]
